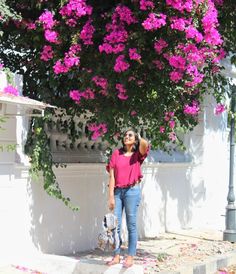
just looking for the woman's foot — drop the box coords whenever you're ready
[106,254,120,266]
[123,255,134,268]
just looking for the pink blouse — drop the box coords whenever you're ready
[106,147,149,188]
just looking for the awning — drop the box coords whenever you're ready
[0,92,56,117]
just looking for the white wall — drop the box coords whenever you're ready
[0,71,232,257]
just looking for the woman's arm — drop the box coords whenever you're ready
[139,136,149,156]
[108,169,115,210]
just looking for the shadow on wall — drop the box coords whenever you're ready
[27,170,108,255]
[138,163,206,236]
[158,165,205,231]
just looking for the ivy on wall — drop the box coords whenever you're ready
[25,114,79,210]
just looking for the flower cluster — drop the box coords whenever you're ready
[53,44,81,74]
[214,103,226,115]
[19,0,227,142]
[139,0,155,11]
[80,20,95,45]
[38,10,59,43]
[116,83,128,100]
[114,55,130,72]
[159,112,176,139]
[40,45,54,61]
[59,0,92,18]
[87,123,108,140]
[3,85,19,96]
[142,13,166,31]
[69,88,94,104]
[183,101,200,116]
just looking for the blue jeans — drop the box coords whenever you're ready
[114,184,141,256]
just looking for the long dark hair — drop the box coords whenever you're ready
[121,128,140,152]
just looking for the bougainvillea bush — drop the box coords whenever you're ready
[0,0,229,148]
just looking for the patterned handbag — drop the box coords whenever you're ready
[97,212,120,251]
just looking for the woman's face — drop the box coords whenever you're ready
[123,130,136,146]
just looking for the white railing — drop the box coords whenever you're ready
[44,109,110,163]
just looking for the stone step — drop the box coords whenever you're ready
[75,259,144,274]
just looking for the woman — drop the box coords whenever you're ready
[106,128,149,268]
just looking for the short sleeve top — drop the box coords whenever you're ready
[106,146,149,188]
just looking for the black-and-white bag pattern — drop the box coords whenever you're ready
[98,213,119,251]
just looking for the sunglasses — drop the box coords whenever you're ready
[124,133,134,138]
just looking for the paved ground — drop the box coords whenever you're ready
[1,229,236,274]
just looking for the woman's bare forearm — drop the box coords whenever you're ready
[109,177,115,197]
[139,137,149,156]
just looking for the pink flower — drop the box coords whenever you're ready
[169,131,177,141]
[66,18,77,27]
[153,60,164,70]
[99,43,125,54]
[87,123,108,140]
[113,44,126,54]
[202,3,218,32]
[183,101,200,116]
[166,0,193,13]
[164,111,175,121]
[131,110,137,116]
[117,93,128,100]
[26,22,36,30]
[104,30,128,44]
[185,26,203,43]
[137,80,144,86]
[116,83,128,100]
[3,85,19,96]
[64,55,80,68]
[154,39,168,54]
[92,76,108,89]
[169,120,175,129]
[99,44,113,55]
[83,88,95,99]
[212,66,220,74]
[129,48,141,61]
[69,88,95,103]
[40,45,54,61]
[170,17,190,31]
[128,76,136,81]
[204,29,223,45]
[53,60,69,74]
[212,48,226,63]
[169,71,183,83]
[59,0,93,18]
[44,30,59,43]
[139,0,155,10]
[69,90,82,103]
[201,2,223,46]
[114,55,130,73]
[214,104,226,115]
[115,5,137,25]
[69,44,82,54]
[185,73,204,87]
[142,13,166,31]
[169,55,186,70]
[80,20,95,45]
[159,126,165,133]
[38,10,56,29]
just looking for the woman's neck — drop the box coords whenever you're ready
[125,145,133,153]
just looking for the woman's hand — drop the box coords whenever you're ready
[108,196,115,211]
